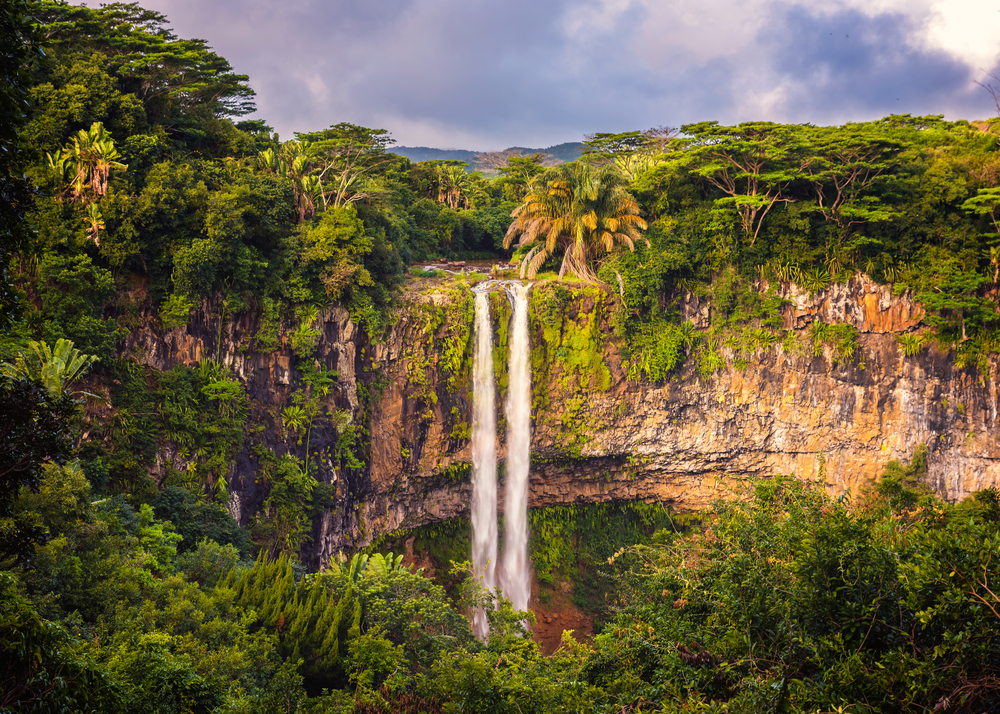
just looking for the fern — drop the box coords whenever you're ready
[896,332,928,357]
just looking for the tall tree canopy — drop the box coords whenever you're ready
[0,0,46,326]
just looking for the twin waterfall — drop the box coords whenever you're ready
[470,281,532,639]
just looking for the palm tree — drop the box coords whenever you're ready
[285,145,321,220]
[46,151,72,201]
[504,162,648,281]
[434,163,451,205]
[449,165,476,209]
[434,164,473,209]
[0,339,98,399]
[90,135,127,197]
[63,123,127,203]
[82,203,105,245]
[258,141,324,221]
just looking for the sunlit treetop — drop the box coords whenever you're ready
[35,0,256,123]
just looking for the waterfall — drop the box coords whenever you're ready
[469,279,532,635]
[470,288,497,640]
[500,281,531,613]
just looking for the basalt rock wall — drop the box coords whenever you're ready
[122,276,1000,569]
[122,298,366,569]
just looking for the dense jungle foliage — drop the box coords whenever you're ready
[5,0,1000,711]
[8,437,1000,713]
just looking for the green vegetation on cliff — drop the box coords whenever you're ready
[4,1,1000,711]
[592,119,1000,380]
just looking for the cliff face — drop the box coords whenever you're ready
[124,299,366,568]
[124,276,1000,568]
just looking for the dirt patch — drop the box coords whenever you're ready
[528,571,594,654]
[401,536,437,578]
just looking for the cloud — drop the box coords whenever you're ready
[924,0,1000,71]
[752,5,982,122]
[83,0,1000,148]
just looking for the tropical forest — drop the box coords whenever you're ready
[5,2,1000,713]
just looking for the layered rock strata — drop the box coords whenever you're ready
[121,276,1000,567]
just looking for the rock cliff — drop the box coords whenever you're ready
[122,275,1000,568]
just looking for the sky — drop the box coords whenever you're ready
[88,0,1000,150]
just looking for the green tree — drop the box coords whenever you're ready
[155,361,249,501]
[0,377,76,566]
[297,123,397,209]
[426,162,487,210]
[47,121,128,206]
[800,123,904,258]
[258,139,324,221]
[679,121,802,248]
[25,51,148,155]
[169,168,293,300]
[962,186,1000,283]
[100,159,209,274]
[100,631,222,714]
[283,204,374,303]
[912,245,995,343]
[504,162,647,281]
[496,152,546,202]
[0,0,46,326]
[36,0,256,133]
[0,572,121,712]
[582,127,675,181]
[152,486,252,557]
[582,474,1000,713]
[81,202,105,244]
[36,252,123,361]
[251,449,317,556]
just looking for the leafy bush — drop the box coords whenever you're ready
[0,572,121,712]
[584,473,1000,713]
[37,253,125,361]
[625,321,693,383]
[152,486,252,557]
[156,362,249,500]
[159,292,195,329]
[809,321,861,364]
[409,266,446,278]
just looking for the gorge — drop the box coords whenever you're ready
[118,271,1000,571]
[10,3,1000,708]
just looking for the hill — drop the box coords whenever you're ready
[507,142,585,163]
[387,146,478,162]
[389,141,584,166]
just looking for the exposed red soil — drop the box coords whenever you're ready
[527,571,594,654]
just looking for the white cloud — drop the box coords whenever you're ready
[296,71,330,104]
[924,0,1000,71]
[633,0,770,65]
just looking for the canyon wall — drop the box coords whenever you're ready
[123,275,1000,568]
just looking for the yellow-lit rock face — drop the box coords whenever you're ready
[359,278,998,569]
[778,276,925,333]
[124,280,1000,567]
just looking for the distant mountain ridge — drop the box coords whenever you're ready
[389,142,584,165]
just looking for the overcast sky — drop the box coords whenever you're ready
[89,0,1000,150]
